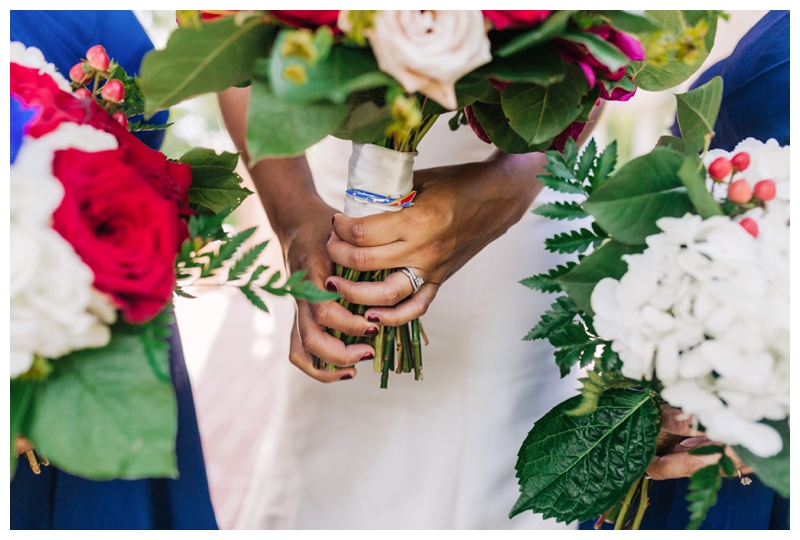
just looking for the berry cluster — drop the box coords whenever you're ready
[69,45,128,128]
[708,152,775,238]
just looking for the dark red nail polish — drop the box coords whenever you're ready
[367,314,380,323]
[340,374,353,380]
[364,326,379,336]
[325,280,338,292]
[360,352,374,361]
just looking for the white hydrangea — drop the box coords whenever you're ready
[591,141,789,457]
[10,122,119,378]
[11,41,73,93]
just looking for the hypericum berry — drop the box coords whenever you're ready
[74,87,92,99]
[708,157,733,181]
[112,111,129,129]
[731,152,750,172]
[727,179,753,204]
[739,217,759,238]
[101,79,125,103]
[69,62,91,84]
[753,179,776,201]
[86,44,110,71]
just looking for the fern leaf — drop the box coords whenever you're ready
[239,284,270,313]
[544,228,601,254]
[686,462,723,529]
[591,140,618,190]
[227,241,267,282]
[575,138,597,182]
[523,296,578,342]
[536,174,584,195]
[200,227,256,278]
[519,262,578,293]
[532,201,587,220]
[563,138,579,170]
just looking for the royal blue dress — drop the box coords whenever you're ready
[10,11,218,530]
[581,10,790,531]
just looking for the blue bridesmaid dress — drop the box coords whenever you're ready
[10,11,218,530]
[581,10,790,531]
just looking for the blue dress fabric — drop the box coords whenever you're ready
[10,11,218,530]
[581,10,790,531]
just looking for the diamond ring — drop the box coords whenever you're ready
[399,267,424,294]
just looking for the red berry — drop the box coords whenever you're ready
[101,79,125,103]
[708,157,733,181]
[86,44,110,71]
[74,87,92,99]
[112,111,129,129]
[731,152,750,172]
[753,179,776,201]
[739,218,759,238]
[727,179,753,204]
[69,62,91,84]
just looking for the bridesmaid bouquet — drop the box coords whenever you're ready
[511,77,789,529]
[139,10,719,386]
[9,43,334,480]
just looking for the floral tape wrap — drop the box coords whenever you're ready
[344,143,417,218]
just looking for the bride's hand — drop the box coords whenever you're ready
[324,150,547,327]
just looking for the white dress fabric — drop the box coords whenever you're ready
[237,117,581,530]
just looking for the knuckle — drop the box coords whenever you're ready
[350,221,367,245]
[383,287,404,306]
[350,249,370,271]
[310,302,331,324]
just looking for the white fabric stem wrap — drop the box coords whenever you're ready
[344,143,417,218]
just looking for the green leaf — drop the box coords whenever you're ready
[246,77,349,160]
[333,101,393,144]
[596,10,661,34]
[139,310,174,384]
[239,284,270,313]
[557,240,646,315]
[285,280,341,303]
[563,138,579,170]
[532,201,587,221]
[558,30,630,72]
[575,138,597,182]
[676,76,723,152]
[524,296,578,342]
[268,33,392,104]
[510,389,660,522]
[583,147,693,245]
[549,323,601,377]
[677,155,724,218]
[25,328,178,479]
[470,101,552,154]
[10,379,35,477]
[497,11,574,57]
[473,42,566,87]
[422,77,493,114]
[656,135,697,156]
[199,227,256,278]
[141,15,275,115]
[227,241,268,282]
[628,11,718,92]
[186,168,251,215]
[686,462,723,529]
[501,65,588,146]
[591,140,618,190]
[687,444,725,456]
[733,419,790,498]
[179,147,239,170]
[537,175,584,195]
[520,262,578,294]
[545,228,602,254]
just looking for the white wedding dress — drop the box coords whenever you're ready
[237,116,581,530]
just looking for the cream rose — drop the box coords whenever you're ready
[352,10,491,110]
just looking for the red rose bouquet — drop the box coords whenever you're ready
[140,10,722,387]
[10,42,336,480]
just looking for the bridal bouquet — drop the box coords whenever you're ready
[140,10,720,386]
[511,77,789,529]
[9,42,334,480]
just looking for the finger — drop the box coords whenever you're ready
[310,299,381,337]
[297,301,375,368]
[363,283,439,327]
[327,232,411,272]
[647,450,720,481]
[288,313,356,383]
[325,271,415,307]
[660,405,705,437]
[332,212,404,247]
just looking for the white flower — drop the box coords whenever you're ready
[10,123,118,377]
[11,41,73,93]
[355,10,491,110]
[704,138,790,205]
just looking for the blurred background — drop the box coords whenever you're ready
[133,10,770,529]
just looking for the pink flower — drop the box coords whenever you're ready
[482,10,552,30]
[269,10,340,31]
[464,105,491,144]
[549,121,585,152]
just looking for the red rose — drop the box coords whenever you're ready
[549,121,586,153]
[10,64,88,138]
[50,143,188,323]
[464,105,492,144]
[269,10,340,30]
[483,10,552,30]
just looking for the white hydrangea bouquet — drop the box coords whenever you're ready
[510,76,789,529]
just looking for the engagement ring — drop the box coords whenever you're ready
[400,267,424,294]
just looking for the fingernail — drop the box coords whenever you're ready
[360,352,374,361]
[332,216,336,226]
[679,438,703,449]
[364,326,379,336]
[325,280,338,292]
[340,374,353,380]
[367,314,381,323]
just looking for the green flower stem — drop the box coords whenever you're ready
[380,326,396,389]
[400,324,413,373]
[411,318,423,380]
[373,325,385,373]
[631,477,651,530]
[614,479,641,530]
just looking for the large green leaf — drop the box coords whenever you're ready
[180,148,251,214]
[734,419,790,498]
[656,135,697,156]
[511,389,660,522]
[246,76,349,160]
[141,15,275,115]
[557,240,646,315]
[676,76,723,152]
[627,11,718,92]
[422,77,493,115]
[10,379,35,477]
[501,65,588,146]
[595,10,662,34]
[583,147,693,245]
[24,326,178,480]
[676,155,723,219]
[268,33,392,104]
[497,11,574,57]
[472,42,566,87]
[470,101,552,154]
[333,101,393,144]
[558,30,630,73]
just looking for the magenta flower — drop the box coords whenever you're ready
[482,10,552,30]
